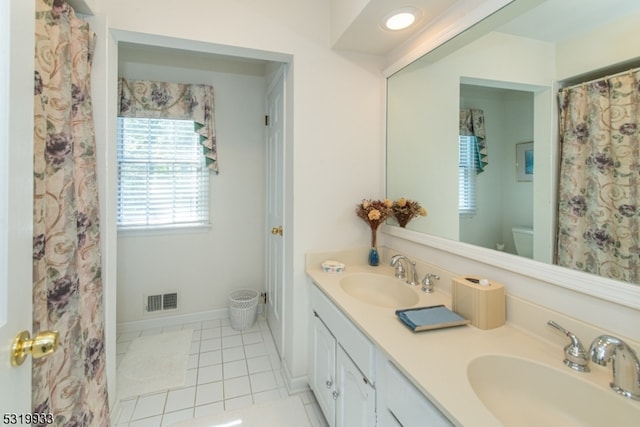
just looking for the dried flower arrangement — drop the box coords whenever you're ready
[355,199,393,248]
[391,198,427,228]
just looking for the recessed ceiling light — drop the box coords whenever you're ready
[383,8,419,31]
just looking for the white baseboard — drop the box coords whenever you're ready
[116,304,266,334]
[282,359,309,394]
[116,308,229,333]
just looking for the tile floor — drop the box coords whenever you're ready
[114,315,329,427]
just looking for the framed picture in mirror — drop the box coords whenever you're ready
[516,141,533,182]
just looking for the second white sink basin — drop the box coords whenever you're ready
[467,354,640,426]
[339,273,419,308]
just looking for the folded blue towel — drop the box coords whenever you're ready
[396,305,468,331]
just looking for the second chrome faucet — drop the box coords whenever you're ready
[548,320,640,401]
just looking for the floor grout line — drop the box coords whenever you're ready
[115,316,328,427]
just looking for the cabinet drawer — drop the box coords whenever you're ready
[311,284,375,382]
[385,361,453,427]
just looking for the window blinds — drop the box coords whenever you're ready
[117,117,209,229]
[458,135,477,216]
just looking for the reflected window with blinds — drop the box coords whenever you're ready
[117,117,209,230]
[459,135,478,216]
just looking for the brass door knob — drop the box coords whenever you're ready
[11,330,59,367]
[271,226,283,236]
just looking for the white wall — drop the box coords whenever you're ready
[116,49,268,323]
[97,0,385,390]
[555,8,640,80]
[501,90,534,253]
[387,59,460,240]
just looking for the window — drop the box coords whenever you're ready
[459,135,478,216]
[117,117,209,230]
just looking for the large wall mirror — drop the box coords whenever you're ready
[387,0,640,290]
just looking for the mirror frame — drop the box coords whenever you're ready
[382,0,640,311]
[382,225,640,310]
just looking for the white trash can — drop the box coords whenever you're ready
[228,289,259,331]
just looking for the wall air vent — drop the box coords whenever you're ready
[144,292,179,313]
[163,292,178,310]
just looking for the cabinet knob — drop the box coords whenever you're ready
[325,380,333,389]
[332,390,340,400]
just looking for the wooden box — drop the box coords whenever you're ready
[452,276,505,330]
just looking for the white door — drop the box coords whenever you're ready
[265,66,286,357]
[0,0,35,413]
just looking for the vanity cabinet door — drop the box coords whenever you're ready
[311,314,336,426]
[335,346,376,427]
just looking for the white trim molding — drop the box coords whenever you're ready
[382,225,640,311]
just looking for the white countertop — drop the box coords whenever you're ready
[306,263,638,426]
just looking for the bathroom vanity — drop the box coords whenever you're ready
[306,249,640,427]
[310,283,452,427]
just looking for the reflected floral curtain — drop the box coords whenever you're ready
[33,0,109,424]
[459,108,488,173]
[118,77,218,173]
[556,70,640,284]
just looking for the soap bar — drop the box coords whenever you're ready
[396,305,470,332]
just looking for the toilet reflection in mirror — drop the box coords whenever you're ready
[512,226,533,259]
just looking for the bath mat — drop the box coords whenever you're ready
[171,396,312,427]
[117,329,193,400]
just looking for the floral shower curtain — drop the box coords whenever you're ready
[556,70,640,284]
[33,0,109,424]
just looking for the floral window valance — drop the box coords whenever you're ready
[459,108,488,173]
[118,78,218,173]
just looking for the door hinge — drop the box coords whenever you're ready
[265,115,270,126]
[261,292,268,304]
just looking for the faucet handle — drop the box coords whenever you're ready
[547,320,590,372]
[421,273,439,293]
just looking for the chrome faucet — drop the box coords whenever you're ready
[389,255,418,286]
[589,335,640,400]
[547,321,590,372]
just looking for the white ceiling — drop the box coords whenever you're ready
[333,0,640,56]
[331,0,460,54]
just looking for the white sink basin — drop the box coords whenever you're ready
[339,273,419,308]
[467,354,640,426]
